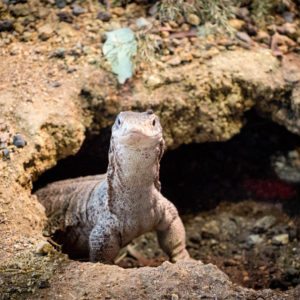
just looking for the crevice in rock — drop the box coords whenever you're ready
[33,110,300,290]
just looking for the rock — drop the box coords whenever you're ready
[282,11,295,23]
[236,31,253,45]
[97,11,111,22]
[0,20,14,32]
[38,24,54,41]
[9,3,30,17]
[145,74,163,88]
[186,14,201,26]
[256,30,271,44]
[236,7,249,20]
[2,148,10,159]
[55,0,66,9]
[57,11,73,23]
[13,133,26,148]
[272,234,289,245]
[228,19,245,31]
[277,23,297,39]
[72,4,86,16]
[111,7,125,17]
[136,17,151,29]
[247,234,264,246]
[14,22,24,34]
[35,241,53,256]
[167,56,181,66]
[49,47,65,58]
[201,220,220,239]
[253,216,276,233]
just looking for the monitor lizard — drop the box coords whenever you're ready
[35,110,190,263]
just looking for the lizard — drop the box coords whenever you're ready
[35,110,190,263]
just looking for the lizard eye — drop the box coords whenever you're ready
[152,119,156,126]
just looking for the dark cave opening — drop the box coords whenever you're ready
[33,111,300,290]
[34,111,300,215]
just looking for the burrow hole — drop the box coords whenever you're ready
[34,111,300,291]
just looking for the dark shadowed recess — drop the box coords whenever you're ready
[33,110,300,216]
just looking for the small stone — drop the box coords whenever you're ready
[236,7,249,20]
[2,148,10,159]
[145,74,163,88]
[13,133,26,148]
[256,30,271,44]
[0,20,14,32]
[97,11,111,22]
[272,233,289,245]
[9,3,30,17]
[72,4,86,16]
[236,31,253,44]
[38,24,54,41]
[247,234,263,246]
[253,216,276,233]
[49,47,65,58]
[136,17,151,29]
[35,241,53,256]
[14,22,24,34]
[171,294,179,300]
[55,0,66,9]
[148,3,158,16]
[38,279,50,289]
[283,11,294,23]
[228,19,245,31]
[57,11,73,23]
[111,7,125,17]
[186,14,200,26]
[167,56,181,66]
[201,220,220,239]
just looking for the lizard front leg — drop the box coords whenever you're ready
[156,195,190,262]
[89,218,121,263]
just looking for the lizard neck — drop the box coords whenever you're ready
[106,137,164,201]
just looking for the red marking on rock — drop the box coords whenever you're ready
[242,178,296,200]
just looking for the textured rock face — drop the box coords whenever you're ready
[1,43,300,299]
[35,261,289,300]
[81,49,300,148]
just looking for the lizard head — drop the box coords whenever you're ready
[111,110,163,148]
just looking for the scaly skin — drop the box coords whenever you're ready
[36,111,190,263]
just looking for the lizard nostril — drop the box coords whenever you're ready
[152,119,156,126]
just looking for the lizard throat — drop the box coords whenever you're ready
[107,138,163,192]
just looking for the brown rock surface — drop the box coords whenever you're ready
[0,33,300,300]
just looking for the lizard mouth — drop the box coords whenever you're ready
[119,131,163,146]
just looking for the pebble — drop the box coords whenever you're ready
[247,234,263,246]
[13,133,26,148]
[49,47,65,58]
[167,56,182,66]
[38,24,54,41]
[201,220,220,239]
[111,7,125,17]
[55,0,66,9]
[0,20,14,32]
[253,216,276,233]
[236,31,253,44]
[186,14,201,26]
[282,12,295,23]
[35,241,53,256]
[72,4,86,16]
[57,11,73,24]
[97,11,111,22]
[228,19,245,31]
[2,148,10,159]
[272,233,289,245]
[136,17,151,29]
